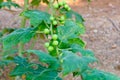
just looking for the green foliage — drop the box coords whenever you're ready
[57,20,85,43]
[0,0,3,8]
[0,0,3,3]
[70,44,95,56]
[21,10,50,26]
[68,38,86,48]
[0,0,20,9]
[10,56,61,80]
[0,32,3,38]
[60,50,96,75]
[0,60,12,68]
[31,0,49,6]
[27,50,60,70]
[0,0,120,80]
[66,10,84,23]
[82,69,120,80]
[1,28,36,50]
[31,0,41,6]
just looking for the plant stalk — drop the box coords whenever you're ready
[18,0,29,56]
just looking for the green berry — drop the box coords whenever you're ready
[45,42,49,47]
[50,16,55,21]
[67,7,71,11]
[60,59,63,63]
[62,1,66,5]
[48,46,54,51]
[53,20,57,25]
[60,16,65,21]
[44,28,49,34]
[58,2,64,6]
[64,4,69,9]
[52,34,58,40]
[52,40,59,46]
[53,4,59,9]
[61,21,65,24]
[59,53,63,57]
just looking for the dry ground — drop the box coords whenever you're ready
[0,0,120,80]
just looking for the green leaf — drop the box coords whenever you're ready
[77,22,86,34]
[11,63,61,80]
[68,38,86,48]
[0,32,3,37]
[27,50,60,70]
[2,48,18,56]
[82,69,120,80]
[37,21,49,31]
[1,27,16,34]
[30,0,49,6]
[66,10,84,23]
[21,10,50,26]
[13,56,28,65]
[10,56,31,76]
[10,2,20,8]
[61,50,96,75]
[1,27,35,50]
[0,0,3,8]
[42,0,49,4]
[31,0,41,6]
[10,57,42,76]
[0,0,3,3]
[0,0,20,9]
[58,38,86,50]
[57,20,85,43]
[26,69,62,80]
[10,65,30,76]
[70,44,95,57]
[10,56,61,80]
[58,41,70,49]
[0,60,12,68]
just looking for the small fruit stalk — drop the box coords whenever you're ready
[43,0,71,57]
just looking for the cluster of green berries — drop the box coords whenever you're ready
[50,15,65,25]
[50,16,58,25]
[43,15,62,52]
[53,1,71,11]
[42,2,70,52]
[44,34,59,52]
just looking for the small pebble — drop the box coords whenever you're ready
[111,44,117,49]
[93,29,98,33]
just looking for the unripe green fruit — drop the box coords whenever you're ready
[52,34,58,40]
[44,28,49,34]
[58,2,64,6]
[44,42,49,47]
[52,40,59,46]
[61,21,65,24]
[48,46,54,51]
[50,16,55,21]
[53,4,59,9]
[53,20,57,25]
[62,1,66,5]
[64,4,69,9]
[67,7,71,11]
[60,59,63,63]
[60,16,65,21]
[59,53,63,57]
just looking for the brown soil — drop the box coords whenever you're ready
[0,0,120,80]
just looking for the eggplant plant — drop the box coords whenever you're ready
[0,0,120,80]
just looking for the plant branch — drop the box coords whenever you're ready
[18,0,29,56]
